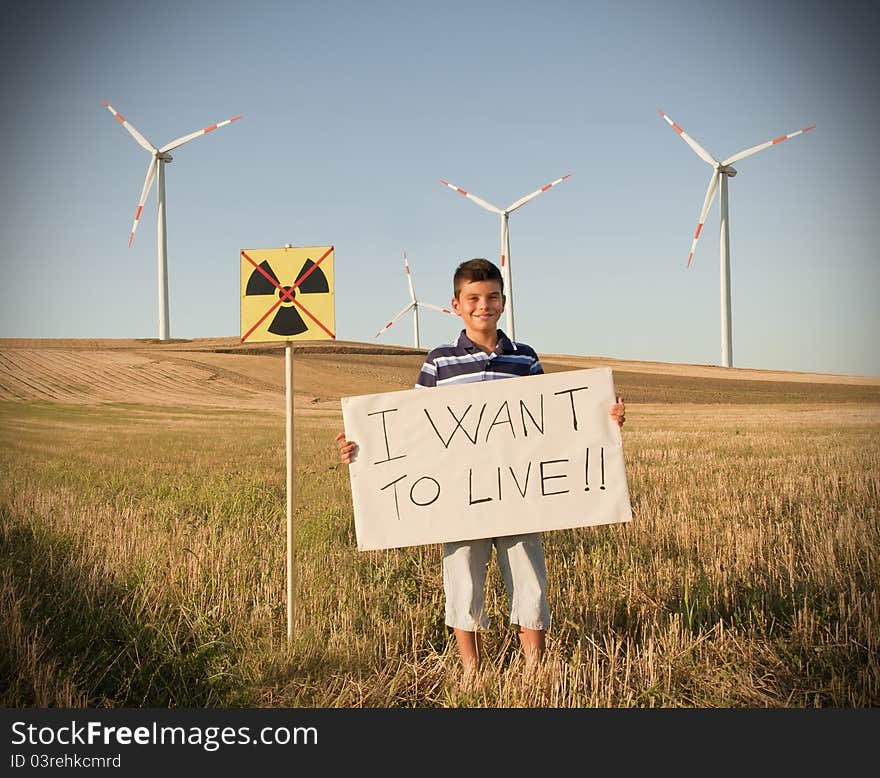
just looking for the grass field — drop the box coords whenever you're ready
[1,339,878,707]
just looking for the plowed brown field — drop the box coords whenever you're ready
[1,337,877,413]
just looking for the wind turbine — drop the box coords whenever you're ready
[657,108,815,368]
[439,173,571,341]
[102,99,242,341]
[373,251,455,348]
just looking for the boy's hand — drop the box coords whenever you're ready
[335,431,358,464]
[609,396,626,428]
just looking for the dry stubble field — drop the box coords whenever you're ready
[0,337,878,707]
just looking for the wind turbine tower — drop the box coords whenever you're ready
[657,108,814,368]
[102,100,242,341]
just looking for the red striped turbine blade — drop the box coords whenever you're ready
[420,302,455,316]
[404,251,417,303]
[439,179,503,214]
[374,302,415,338]
[506,173,572,213]
[160,114,243,153]
[102,99,156,153]
[722,124,815,167]
[657,108,718,168]
[128,157,158,247]
[687,170,720,268]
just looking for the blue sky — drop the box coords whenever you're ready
[1,0,877,376]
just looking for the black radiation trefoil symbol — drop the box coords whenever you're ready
[246,258,329,335]
[243,254,331,337]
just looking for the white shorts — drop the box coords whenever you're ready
[442,532,550,632]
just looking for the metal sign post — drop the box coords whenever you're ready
[239,243,335,645]
[286,342,295,642]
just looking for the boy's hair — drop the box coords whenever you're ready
[453,258,504,298]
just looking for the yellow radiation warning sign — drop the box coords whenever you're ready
[240,246,335,343]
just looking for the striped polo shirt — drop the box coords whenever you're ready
[415,329,543,389]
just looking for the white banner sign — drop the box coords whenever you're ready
[341,367,632,551]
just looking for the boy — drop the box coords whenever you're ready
[337,258,625,670]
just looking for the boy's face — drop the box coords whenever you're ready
[452,279,505,338]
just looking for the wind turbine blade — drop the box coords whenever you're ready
[721,124,816,166]
[159,114,243,153]
[404,251,416,304]
[419,302,455,315]
[687,170,720,268]
[439,179,503,214]
[657,108,719,167]
[128,157,158,247]
[505,173,572,213]
[102,99,156,153]
[374,303,415,338]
